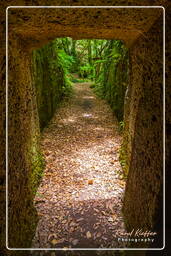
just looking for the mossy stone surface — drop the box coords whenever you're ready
[0,2,170,253]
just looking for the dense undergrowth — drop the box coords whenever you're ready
[32,37,129,191]
[53,38,129,177]
[58,38,129,122]
[33,37,129,127]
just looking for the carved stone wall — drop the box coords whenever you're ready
[0,1,169,254]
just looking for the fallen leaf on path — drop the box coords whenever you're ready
[70,221,76,226]
[86,231,92,239]
[106,202,115,213]
[33,83,126,248]
[94,208,100,213]
[51,238,65,245]
[102,210,107,215]
[48,233,57,240]
[108,217,114,222]
[77,218,84,221]
[96,232,101,238]
[72,239,79,245]
[88,179,93,185]
[69,227,75,232]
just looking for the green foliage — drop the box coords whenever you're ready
[29,142,45,195]
[119,124,130,178]
[33,40,74,130]
[33,36,129,186]
[63,75,73,97]
[57,49,76,73]
[119,146,129,179]
[79,63,94,78]
[89,83,96,88]
[80,63,93,72]
[93,83,105,99]
[96,40,129,121]
[94,59,107,64]
[33,36,128,129]
[55,38,129,124]
[118,121,125,133]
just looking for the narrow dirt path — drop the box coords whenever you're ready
[33,82,126,249]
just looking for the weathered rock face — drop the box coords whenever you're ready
[165,5,171,253]
[7,36,68,250]
[8,34,42,249]
[0,43,6,255]
[102,41,129,121]
[123,15,163,247]
[7,4,163,48]
[32,41,66,130]
[0,1,169,254]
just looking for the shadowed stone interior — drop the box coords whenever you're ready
[0,1,170,255]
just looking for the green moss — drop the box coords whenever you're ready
[93,40,129,122]
[32,40,71,130]
[27,129,45,195]
[119,126,130,178]
[29,148,45,195]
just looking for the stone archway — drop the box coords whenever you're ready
[1,3,167,252]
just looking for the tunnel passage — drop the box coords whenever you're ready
[2,5,165,252]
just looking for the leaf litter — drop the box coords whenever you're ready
[32,82,127,249]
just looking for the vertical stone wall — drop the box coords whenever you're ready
[103,41,129,122]
[6,36,68,251]
[32,40,66,130]
[123,15,163,248]
[0,3,168,254]
[0,44,7,255]
[165,5,171,253]
[8,36,41,249]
